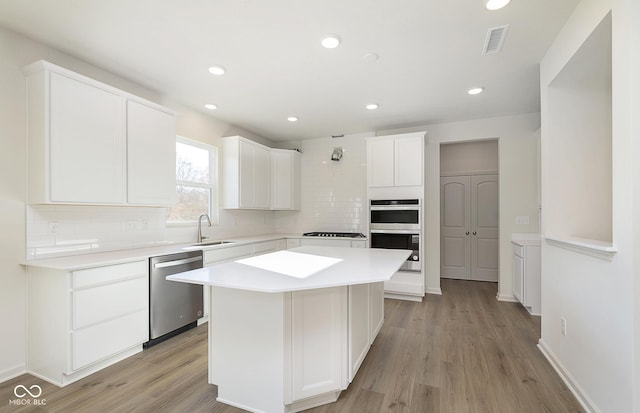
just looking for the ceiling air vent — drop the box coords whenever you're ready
[482,24,510,55]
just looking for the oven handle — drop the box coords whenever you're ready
[370,229,421,235]
[369,206,421,211]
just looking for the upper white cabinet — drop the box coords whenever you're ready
[366,132,425,188]
[24,60,176,206]
[223,136,271,209]
[271,149,301,210]
[223,136,301,210]
[126,100,176,206]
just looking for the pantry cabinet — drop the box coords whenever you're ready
[366,132,424,188]
[222,136,271,209]
[26,260,149,386]
[23,60,176,206]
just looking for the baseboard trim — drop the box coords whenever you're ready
[384,292,423,302]
[0,365,26,384]
[425,287,442,295]
[496,292,518,302]
[537,339,599,413]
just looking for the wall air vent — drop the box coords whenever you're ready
[482,24,510,55]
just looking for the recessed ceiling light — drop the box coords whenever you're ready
[485,0,511,10]
[321,34,341,49]
[287,116,299,122]
[208,65,226,75]
[204,104,217,110]
[366,103,379,110]
[467,87,484,95]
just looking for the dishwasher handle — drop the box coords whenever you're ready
[153,256,202,269]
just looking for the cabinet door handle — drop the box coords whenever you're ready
[473,231,477,236]
[465,231,470,235]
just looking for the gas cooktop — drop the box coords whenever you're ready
[302,232,366,238]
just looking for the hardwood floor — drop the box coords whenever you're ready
[0,279,583,413]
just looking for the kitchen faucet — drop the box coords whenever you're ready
[197,213,212,243]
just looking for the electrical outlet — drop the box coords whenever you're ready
[48,221,60,235]
[516,215,530,225]
[560,317,567,336]
[126,220,137,231]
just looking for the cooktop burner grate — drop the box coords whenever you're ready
[302,232,366,238]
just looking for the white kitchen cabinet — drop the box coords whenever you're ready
[271,148,301,210]
[26,64,126,204]
[26,260,148,386]
[290,286,348,401]
[348,284,370,382]
[300,238,352,248]
[223,136,271,209]
[366,132,425,188]
[126,100,176,206]
[511,239,541,315]
[369,282,384,340]
[23,60,175,206]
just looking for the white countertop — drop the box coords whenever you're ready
[22,233,368,271]
[511,233,541,246]
[167,246,411,293]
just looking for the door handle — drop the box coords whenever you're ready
[465,231,470,235]
[473,231,477,236]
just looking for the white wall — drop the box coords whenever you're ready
[0,26,274,380]
[539,0,636,412]
[440,140,498,176]
[380,113,541,298]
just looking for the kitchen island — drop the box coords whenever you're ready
[167,246,411,413]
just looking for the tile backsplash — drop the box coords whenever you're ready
[26,205,169,259]
[274,133,369,234]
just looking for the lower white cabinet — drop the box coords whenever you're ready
[511,240,541,315]
[290,287,348,401]
[26,260,148,386]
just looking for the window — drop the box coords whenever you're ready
[166,136,217,224]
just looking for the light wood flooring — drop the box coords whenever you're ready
[1,279,583,413]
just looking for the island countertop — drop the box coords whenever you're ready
[166,246,412,293]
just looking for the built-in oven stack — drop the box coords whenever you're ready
[369,199,424,301]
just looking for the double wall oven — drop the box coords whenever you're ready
[369,199,421,272]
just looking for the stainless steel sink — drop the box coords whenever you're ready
[190,240,235,247]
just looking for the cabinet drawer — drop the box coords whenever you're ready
[204,245,253,265]
[71,310,148,371]
[72,260,147,289]
[511,243,525,257]
[73,276,147,329]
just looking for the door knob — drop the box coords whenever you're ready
[465,231,470,235]
[473,231,477,235]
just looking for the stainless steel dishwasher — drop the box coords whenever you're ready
[145,250,204,348]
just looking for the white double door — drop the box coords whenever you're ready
[441,175,499,282]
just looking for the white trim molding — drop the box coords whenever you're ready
[496,292,518,302]
[544,236,617,261]
[538,339,600,413]
[0,365,26,384]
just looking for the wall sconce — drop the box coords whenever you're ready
[331,147,343,162]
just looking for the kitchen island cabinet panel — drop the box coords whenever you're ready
[291,287,348,401]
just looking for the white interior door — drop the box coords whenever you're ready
[440,176,471,279]
[470,175,499,282]
[441,174,499,282]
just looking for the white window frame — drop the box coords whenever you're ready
[167,136,219,226]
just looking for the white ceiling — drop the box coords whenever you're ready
[0,0,578,141]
